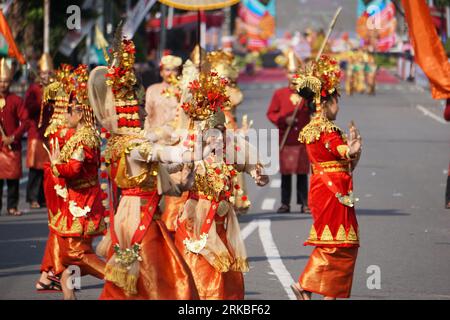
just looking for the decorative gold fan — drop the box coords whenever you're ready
[158,0,240,10]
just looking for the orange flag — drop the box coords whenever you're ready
[402,0,450,99]
[0,10,26,65]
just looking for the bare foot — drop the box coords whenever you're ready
[60,269,76,300]
[323,296,336,300]
[290,282,312,300]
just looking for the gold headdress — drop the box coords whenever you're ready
[296,55,343,144]
[69,64,96,128]
[38,53,54,72]
[180,70,230,122]
[0,58,12,80]
[207,50,239,83]
[293,55,342,113]
[41,64,74,135]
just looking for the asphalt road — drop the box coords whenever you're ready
[0,76,449,300]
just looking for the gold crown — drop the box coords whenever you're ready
[0,58,12,80]
[38,53,54,72]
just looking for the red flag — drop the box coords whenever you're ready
[0,10,26,65]
[402,0,450,99]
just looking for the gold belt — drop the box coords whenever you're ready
[312,160,350,174]
[67,176,99,189]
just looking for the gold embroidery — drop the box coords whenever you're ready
[308,225,318,241]
[336,145,350,159]
[59,125,100,163]
[347,225,358,241]
[312,160,350,174]
[298,115,341,144]
[137,141,153,162]
[320,225,333,241]
[71,146,85,161]
[336,225,347,241]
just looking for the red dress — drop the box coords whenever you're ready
[24,83,50,169]
[297,116,359,298]
[266,87,310,174]
[0,92,28,179]
[48,125,106,278]
[40,127,74,274]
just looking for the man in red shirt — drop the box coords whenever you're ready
[24,53,53,209]
[0,58,29,216]
[267,49,311,213]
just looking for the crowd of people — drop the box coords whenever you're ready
[0,25,363,300]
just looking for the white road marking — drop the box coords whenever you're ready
[416,105,447,124]
[270,178,281,188]
[258,219,296,300]
[261,198,276,211]
[241,220,259,240]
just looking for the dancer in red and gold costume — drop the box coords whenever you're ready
[47,65,107,300]
[24,53,53,209]
[91,38,199,300]
[0,58,28,216]
[175,68,269,300]
[290,55,362,300]
[207,50,252,214]
[36,64,76,292]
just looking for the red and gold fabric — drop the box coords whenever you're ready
[300,121,359,248]
[0,92,28,179]
[299,247,358,298]
[266,87,310,175]
[162,192,189,233]
[175,155,252,300]
[41,127,74,274]
[98,135,199,299]
[175,213,245,300]
[49,125,106,238]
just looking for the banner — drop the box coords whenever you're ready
[402,0,450,99]
[236,0,276,52]
[0,10,25,64]
[356,0,397,52]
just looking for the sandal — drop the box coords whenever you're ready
[8,208,22,216]
[36,281,62,292]
[290,283,310,300]
[30,202,41,209]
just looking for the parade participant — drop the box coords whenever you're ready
[207,50,251,214]
[36,64,76,292]
[268,49,311,214]
[291,55,362,300]
[48,65,107,300]
[24,53,53,209]
[175,67,269,300]
[144,53,188,234]
[364,49,377,95]
[0,58,28,216]
[91,38,199,300]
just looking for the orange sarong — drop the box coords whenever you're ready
[299,247,358,298]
